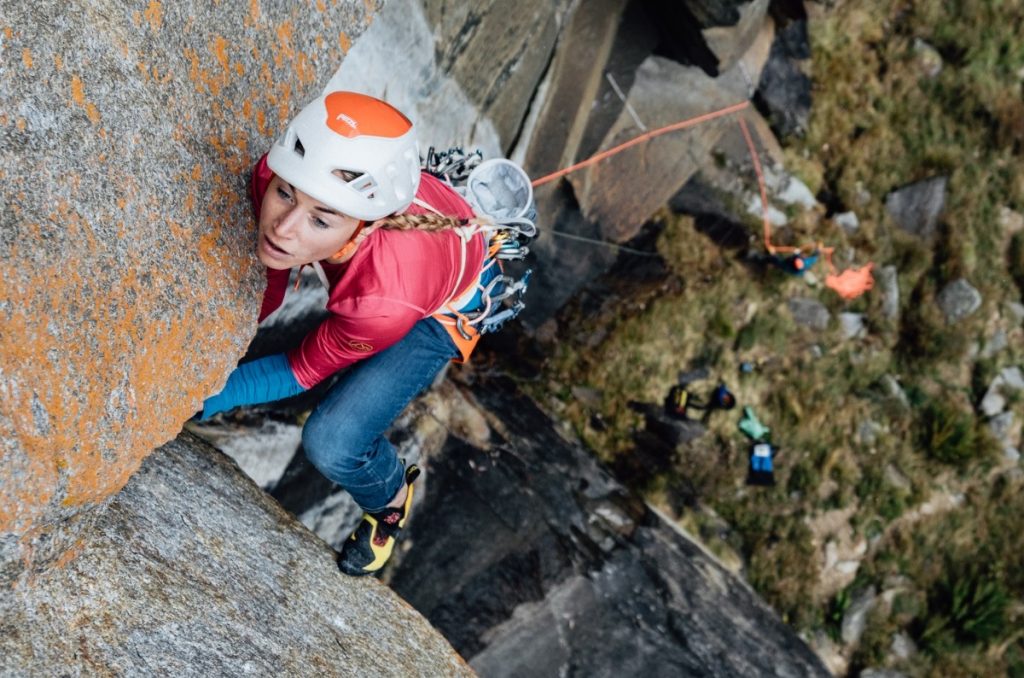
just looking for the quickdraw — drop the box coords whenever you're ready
[424,147,537,347]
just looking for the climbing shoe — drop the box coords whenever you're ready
[337,465,420,576]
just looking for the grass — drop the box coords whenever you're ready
[529,0,1024,672]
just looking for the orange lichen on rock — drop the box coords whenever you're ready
[69,74,101,125]
[22,48,32,68]
[247,0,261,27]
[339,31,351,54]
[143,0,163,32]
[273,20,296,68]
[212,35,230,72]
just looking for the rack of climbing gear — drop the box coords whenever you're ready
[424,147,538,340]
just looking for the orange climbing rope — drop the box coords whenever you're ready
[531,101,752,188]
[736,116,873,299]
[531,99,874,300]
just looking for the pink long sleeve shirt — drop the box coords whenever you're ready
[250,155,484,389]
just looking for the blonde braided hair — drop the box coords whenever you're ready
[379,213,465,232]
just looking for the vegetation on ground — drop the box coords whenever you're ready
[530,0,1024,674]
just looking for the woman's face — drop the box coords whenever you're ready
[257,175,362,269]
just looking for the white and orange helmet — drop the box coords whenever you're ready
[267,91,420,221]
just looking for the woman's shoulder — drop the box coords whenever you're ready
[410,172,476,220]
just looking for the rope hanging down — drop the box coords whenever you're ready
[532,99,874,300]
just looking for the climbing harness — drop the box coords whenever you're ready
[422,147,538,361]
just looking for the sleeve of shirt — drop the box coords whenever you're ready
[199,353,305,420]
[286,301,423,389]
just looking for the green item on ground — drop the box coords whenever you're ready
[739,406,770,441]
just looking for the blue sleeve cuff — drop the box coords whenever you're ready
[200,353,306,420]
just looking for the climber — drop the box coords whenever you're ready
[770,246,819,277]
[197,91,518,576]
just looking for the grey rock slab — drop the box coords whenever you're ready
[878,265,900,320]
[326,0,503,157]
[788,297,830,331]
[841,586,877,646]
[702,0,772,75]
[768,168,817,210]
[517,0,630,179]
[890,631,918,660]
[982,368,1024,416]
[835,210,860,234]
[913,38,943,78]
[1001,366,1024,390]
[389,377,830,677]
[755,17,811,138]
[421,0,573,151]
[937,278,982,323]
[988,411,1018,447]
[884,176,948,239]
[981,329,1008,359]
[0,434,472,677]
[840,312,866,340]
[187,418,302,490]
[569,53,755,243]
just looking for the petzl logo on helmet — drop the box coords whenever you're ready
[337,113,358,131]
[324,91,412,139]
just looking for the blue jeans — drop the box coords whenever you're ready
[301,318,458,512]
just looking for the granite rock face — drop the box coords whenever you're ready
[0,0,380,546]
[388,378,831,677]
[0,433,472,677]
[567,15,773,244]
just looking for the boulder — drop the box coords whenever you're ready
[840,586,877,645]
[835,210,860,234]
[0,0,379,554]
[936,278,982,323]
[980,367,1024,417]
[325,0,502,157]
[839,312,866,339]
[0,433,472,676]
[789,297,830,331]
[884,176,948,239]
[913,38,943,78]
[878,265,900,319]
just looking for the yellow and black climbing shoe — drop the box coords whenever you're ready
[338,465,420,576]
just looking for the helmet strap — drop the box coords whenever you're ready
[330,220,367,261]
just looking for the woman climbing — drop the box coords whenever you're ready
[198,91,496,576]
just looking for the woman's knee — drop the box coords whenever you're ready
[302,410,366,477]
